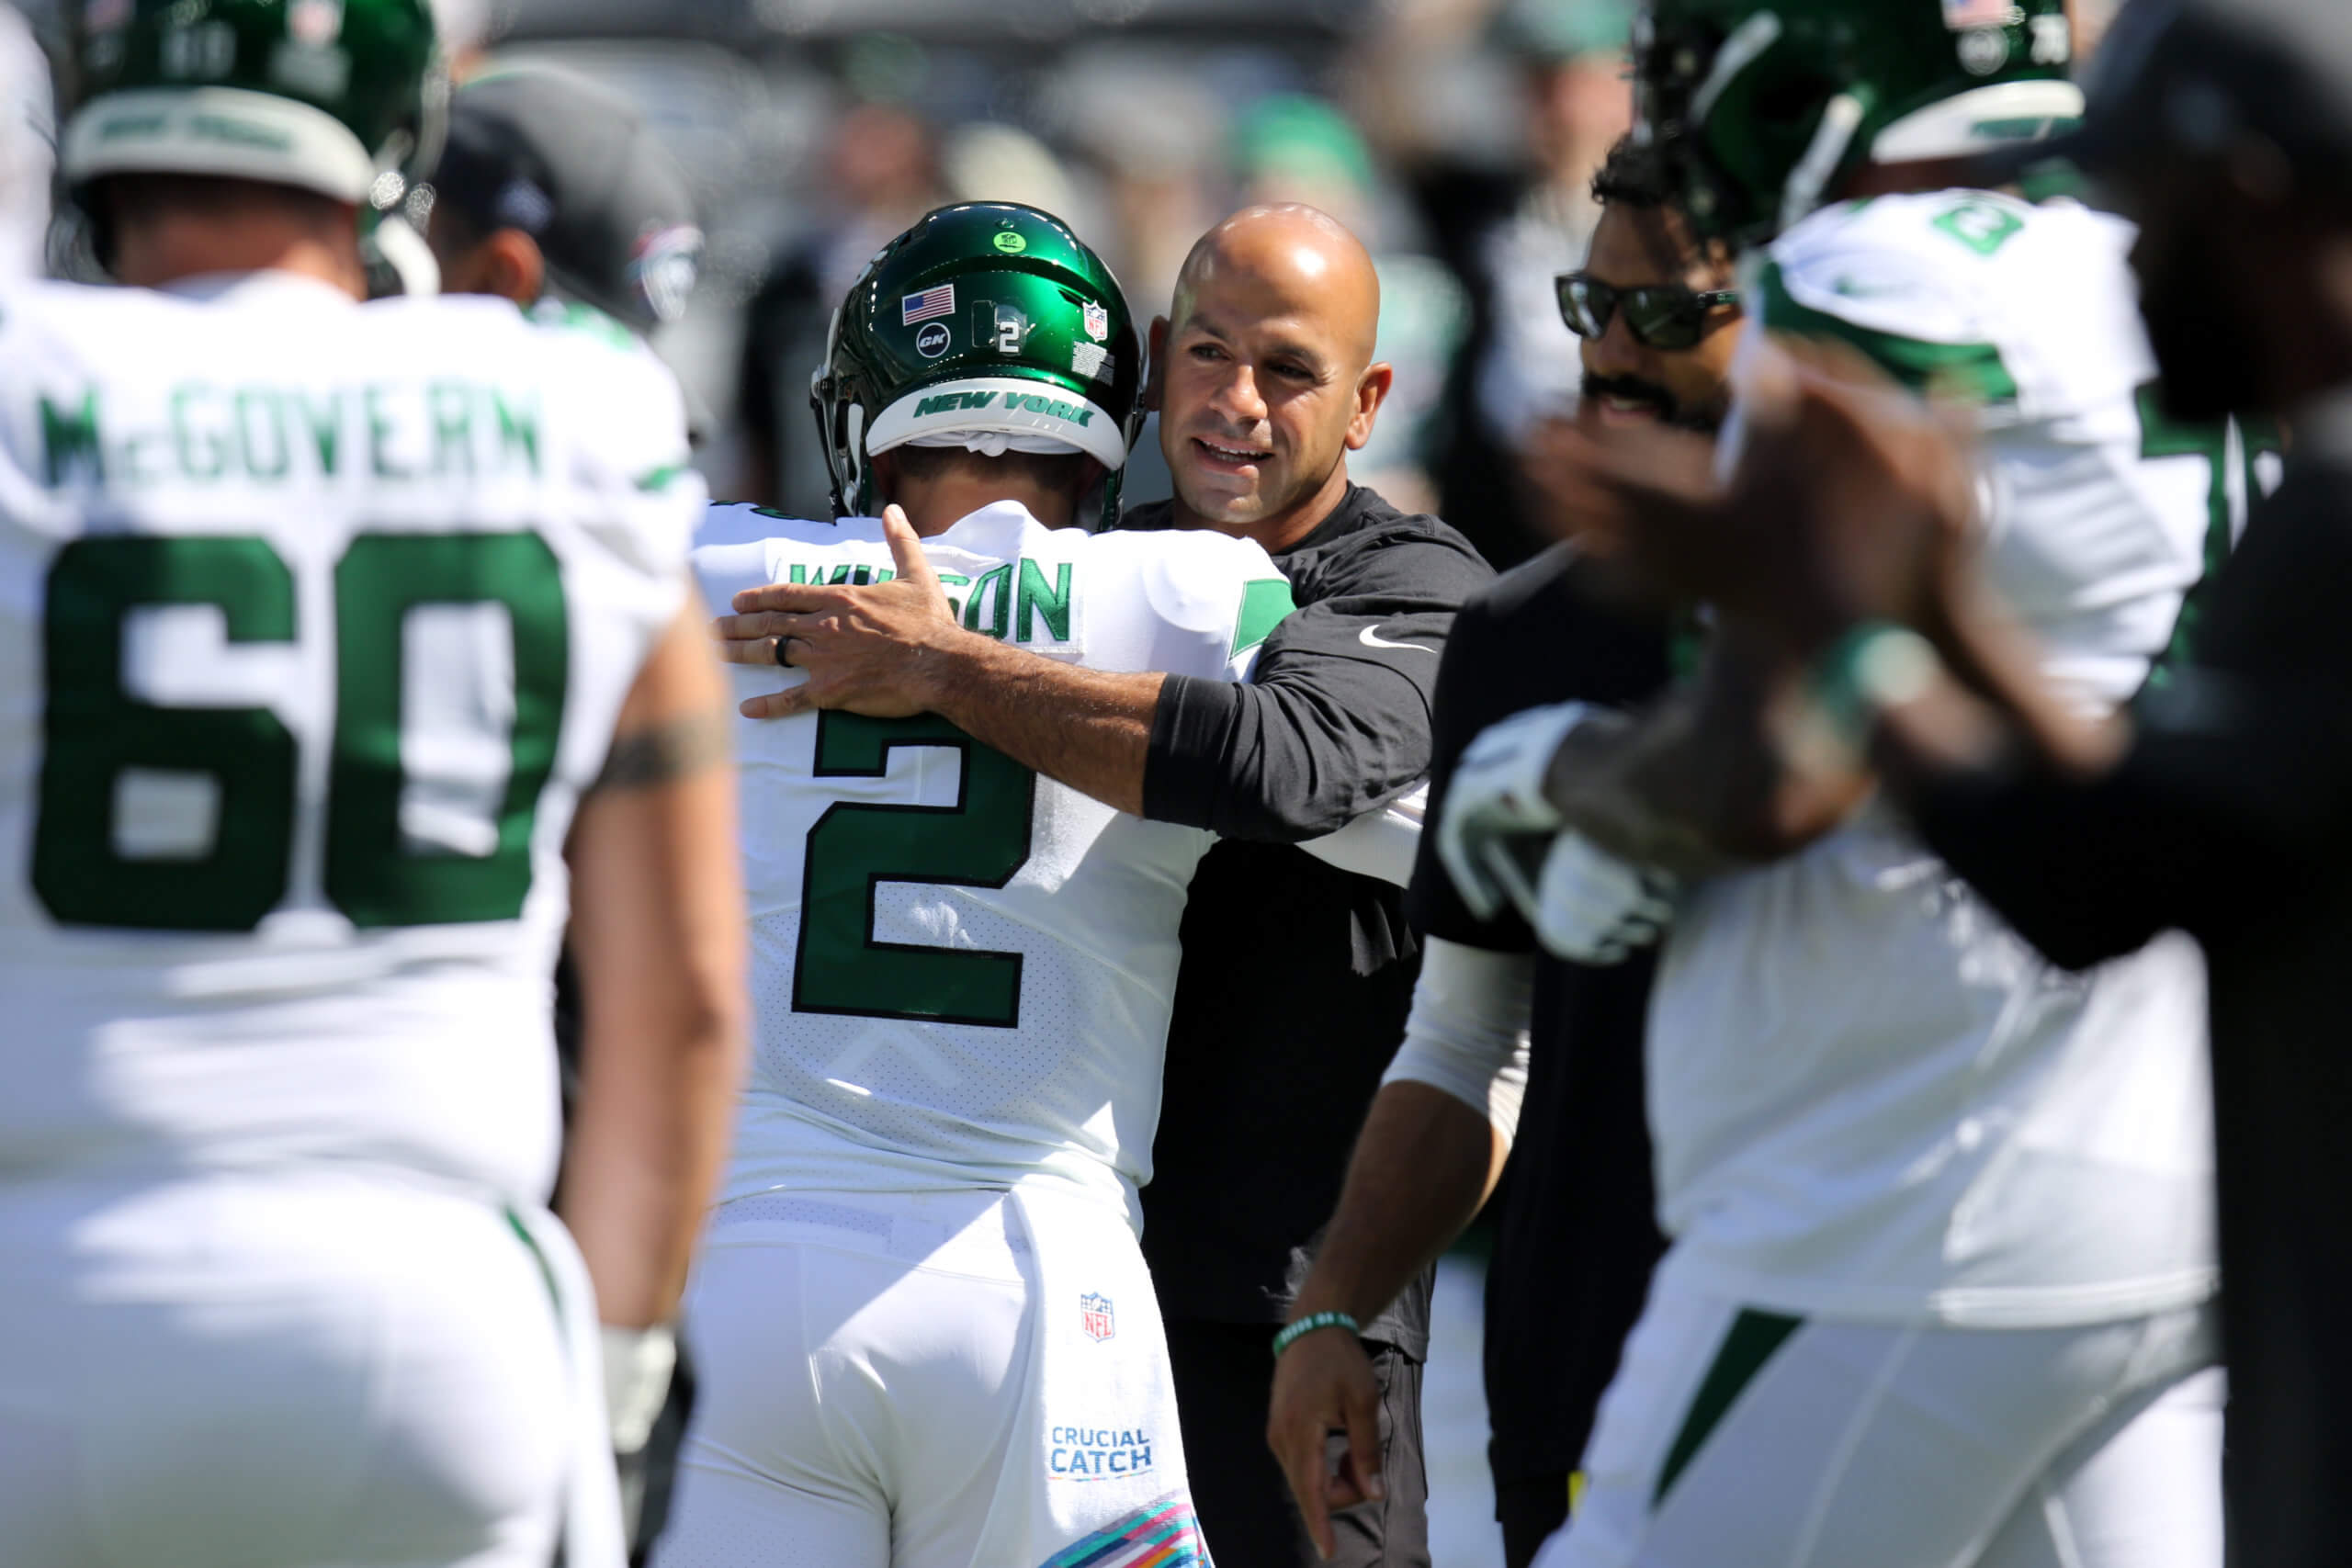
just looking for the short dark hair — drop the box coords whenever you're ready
[1590,136,1675,210]
[100,171,346,229]
[880,441,1096,496]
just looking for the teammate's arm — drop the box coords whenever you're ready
[558,594,748,1332]
[1534,623,1871,876]
[1268,938,1532,1560]
[718,508,1485,840]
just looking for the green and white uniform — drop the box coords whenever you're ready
[661,500,1287,1568]
[1667,192,2233,1327]
[1544,193,2253,1568]
[0,273,702,1568]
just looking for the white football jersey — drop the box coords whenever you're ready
[694,501,1295,1228]
[1653,193,2261,1326]
[0,274,704,1201]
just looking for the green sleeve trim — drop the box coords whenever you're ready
[1758,261,2019,406]
[1653,1307,1803,1509]
[529,297,638,352]
[633,460,692,492]
[1231,575,1295,658]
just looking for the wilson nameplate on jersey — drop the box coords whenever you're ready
[763,548,1087,658]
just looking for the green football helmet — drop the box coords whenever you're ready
[811,201,1144,528]
[1634,0,2084,247]
[61,0,445,210]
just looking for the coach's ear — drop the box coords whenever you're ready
[1144,316,1170,415]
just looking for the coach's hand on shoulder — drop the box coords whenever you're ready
[1267,1318,1385,1562]
[711,505,974,720]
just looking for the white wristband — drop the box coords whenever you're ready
[1382,938,1537,1143]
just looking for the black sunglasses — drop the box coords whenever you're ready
[1555,273,1741,351]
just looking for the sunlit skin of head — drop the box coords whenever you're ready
[1577,197,1743,434]
[1148,203,1393,552]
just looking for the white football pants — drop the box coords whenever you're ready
[1536,1259,2222,1568]
[652,1186,1209,1568]
[0,1170,618,1568]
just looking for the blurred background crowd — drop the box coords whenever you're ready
[447,0,1637,572]
[0,0,2132,565]
[15,0,1676,568]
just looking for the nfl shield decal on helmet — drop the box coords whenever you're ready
[629,222,704,325]
[1080,1292,1115,1342]
[1081,299,1110,342]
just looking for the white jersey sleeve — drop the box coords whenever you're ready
[1758,191,2277,708]
[693,500,1293,1226]
[0,276,705,1201]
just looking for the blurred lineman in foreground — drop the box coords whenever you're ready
[1270,134,1733,1568]
[655,202,1276,1567]
[0,2,746,1565]
[716,201,1490,1567]
[1383,0,2245,1562]
[1572,2,2352,1562]
[0,3,51,278]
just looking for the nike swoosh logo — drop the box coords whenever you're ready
[1360,625,1436,654]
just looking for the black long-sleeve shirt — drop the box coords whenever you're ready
[1139,487,1492,842]
[1405,546,1672,1486]
[1908,394,2352,1568]
[1127,485,1493,1350]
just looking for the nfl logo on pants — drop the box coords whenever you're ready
[1080,1293,1116,1342]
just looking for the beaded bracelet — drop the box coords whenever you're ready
[1271,1310,1361,1360]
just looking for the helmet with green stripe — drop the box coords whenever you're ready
[61,0,445,210]
[811,201,1144,528]
[1634,0,2083,248]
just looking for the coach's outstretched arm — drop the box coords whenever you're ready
[1266,939,1532,1560]
[714,505,1460,854]
[560,596,748,1358]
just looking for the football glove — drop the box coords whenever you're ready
[1438,703,1602,921]
[1534,831,1679,965]
[602,1323,677,1458]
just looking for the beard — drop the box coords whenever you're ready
[2137,220,2267,424]
[1580,370,1727,434]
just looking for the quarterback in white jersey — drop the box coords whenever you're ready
[1,7,746,1566]
[657,203,1283,1568]
[697,502,1291,1227]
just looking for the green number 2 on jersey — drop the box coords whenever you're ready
[793,712,1037,1029]
[33,533,567,931]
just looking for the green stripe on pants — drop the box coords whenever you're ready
[505,1205,564,1318]
[1652,1308,1803,1509]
